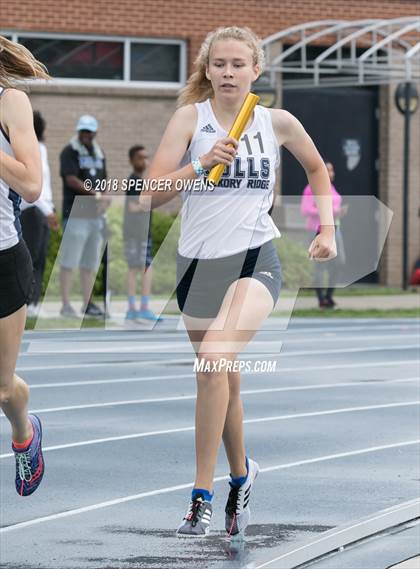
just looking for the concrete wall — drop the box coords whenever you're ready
[378,84,420,286]
[28,84,182,214]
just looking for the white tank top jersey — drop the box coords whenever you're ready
[0,87,22,251]
[179,98,281,259]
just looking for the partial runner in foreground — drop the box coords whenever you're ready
[0,36,48,496]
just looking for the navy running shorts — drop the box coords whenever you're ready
[176,240,282,318]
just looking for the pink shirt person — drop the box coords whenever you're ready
[300,184,343,232]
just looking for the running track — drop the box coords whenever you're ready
[1,317,419,569]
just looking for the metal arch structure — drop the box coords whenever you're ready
[260,17,420,89]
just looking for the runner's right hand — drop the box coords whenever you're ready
[199,137,238,170]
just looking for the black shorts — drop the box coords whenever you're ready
[176,240,282,318]
[124,237,153,268]
[0,239,34,319]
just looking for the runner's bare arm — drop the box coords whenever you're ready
[140,105,197,209]
[0,89,42,202]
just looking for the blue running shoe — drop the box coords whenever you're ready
[12,414,45,497]
[135,309,163,322]
[125,309,138,321]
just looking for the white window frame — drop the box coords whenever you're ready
[1,30,187,89]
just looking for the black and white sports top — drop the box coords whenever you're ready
[0,86,22,251]
[179,98,281,259]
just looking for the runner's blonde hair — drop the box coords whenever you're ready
[0,35,50,88]
[177,26,264,107]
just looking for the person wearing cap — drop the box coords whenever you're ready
[59,115,110,318]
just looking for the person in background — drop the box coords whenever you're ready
[301,161,347,308]
[410,256,420,286]
[59,115,110,318]
[20,110,59,318]
[123,145,163,322]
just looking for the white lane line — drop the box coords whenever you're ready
[20,342,420,356]
[29,373,194,388]
[16,346,420,373]
[244,400,420,426]
[3,393,195,414]
[22,332,419,355]
[27,362,420,389]
[1,439,418,533]
[1,399,418,456]
[16,350,420,372]
[2,377,419,416]
[257,440,420,474]
[23,322,420,341]
[21,341,185,351]
[0,425,196,457]
[16,358,193,372]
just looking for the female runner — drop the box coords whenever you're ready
[0,36,49,496]
[141,26,336,537]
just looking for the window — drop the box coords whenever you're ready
[19,38,124,80]
[0,32,186,86]
[131,42,180,82]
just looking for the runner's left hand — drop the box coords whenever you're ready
[308,233,337,261]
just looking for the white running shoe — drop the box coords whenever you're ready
[176,494,213,538]
[225,457,259,537]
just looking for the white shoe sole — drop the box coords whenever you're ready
[176,526,210,538]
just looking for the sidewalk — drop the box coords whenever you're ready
[292,293,419,310]
[35,293,419,320]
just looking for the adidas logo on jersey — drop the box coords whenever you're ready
[259,271,273,279]
[201,123,216,133]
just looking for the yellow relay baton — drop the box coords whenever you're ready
[207,92,260,185]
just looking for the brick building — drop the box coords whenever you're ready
[1,0,419,286]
